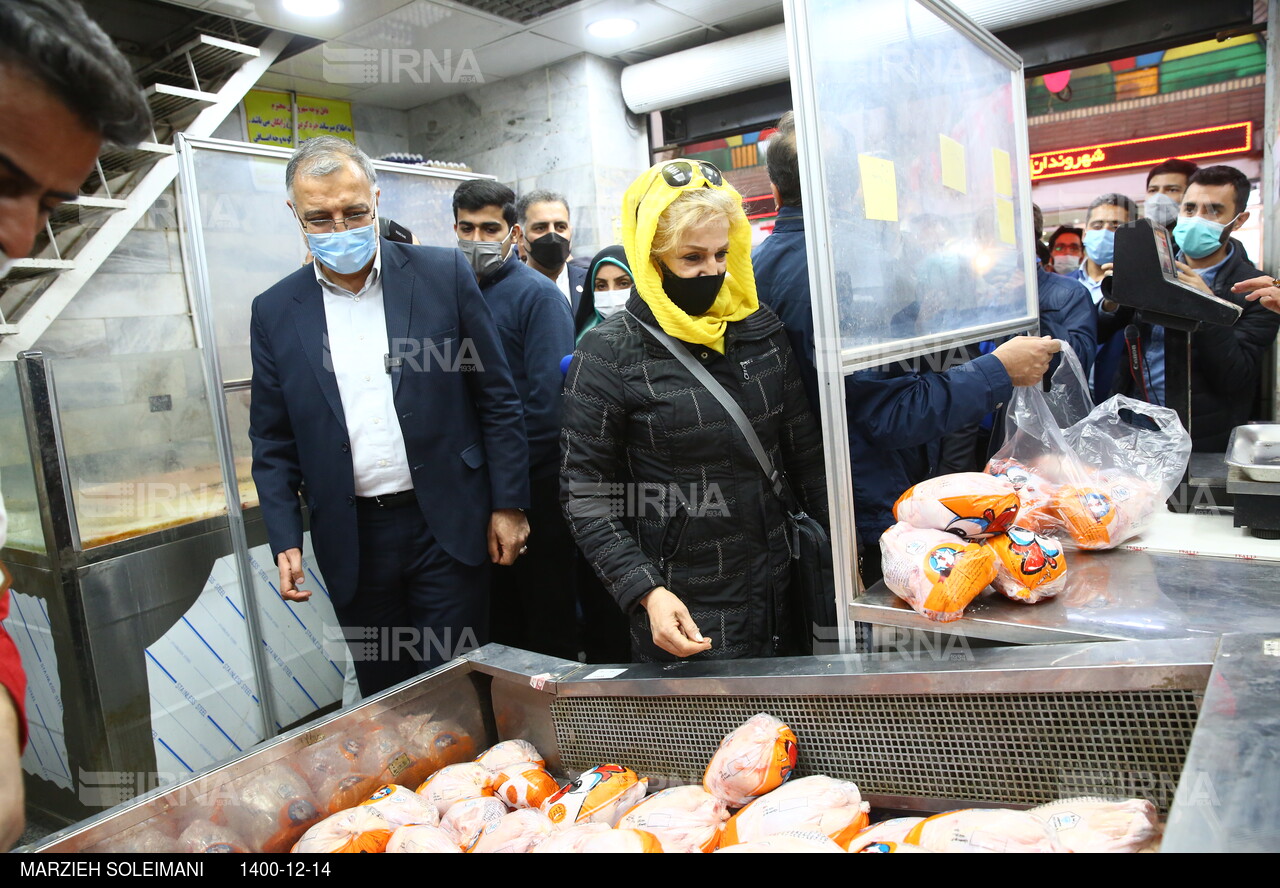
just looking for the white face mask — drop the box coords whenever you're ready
[594,287,630,319]
[1053,254,1081,274]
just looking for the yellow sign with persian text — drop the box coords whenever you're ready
[243,90,357,147]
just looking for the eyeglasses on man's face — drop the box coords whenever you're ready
[299,212,375,234]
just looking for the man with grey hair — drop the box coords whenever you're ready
[250,135,532,697]
[1071,192,1138,307]
[0,0,152,849]
[516,190,588,320]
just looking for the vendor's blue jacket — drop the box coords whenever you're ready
[478,250,575,479]
[753,207,1013,549]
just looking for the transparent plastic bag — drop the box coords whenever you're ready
[987,343,1188,550]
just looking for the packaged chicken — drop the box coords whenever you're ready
[531,822,614,853]
[703,714,798,809]
[714,830,845,853]
[296,732,379,815]
[385,823,463,854]
[416,762,497,817]
[879,522,997,622]
[570,829,664,853]
[219,762,323,854]
[291,806,394,853]
[1049,472,1158,550]
[91,823,182,854]
[493,762,561,810]
[476,739,544,772]
[470,808,557,854]
[176,819,248,853]
[357,784,440,829]
[856,840,933,853]
[720,775,870,849]
[399,716,476,787]
[440,796,509,852]
[845,817,925,853]
[987,526,1067,603]
[617,785,730,853]
[904,809,1068,853]
[1029,797,1162,853]
[542,764,648,827]
[986,458,1059,533]
[893,472,1020,540]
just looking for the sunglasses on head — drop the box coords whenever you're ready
[658,159,724,187]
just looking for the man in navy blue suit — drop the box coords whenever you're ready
[249,137,531,696]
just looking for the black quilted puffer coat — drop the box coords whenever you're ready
[560,293,828,662]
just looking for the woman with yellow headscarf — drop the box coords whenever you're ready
[560,159,829,662]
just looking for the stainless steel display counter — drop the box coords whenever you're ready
[853,540,1280,647]
[26,636,1277,853]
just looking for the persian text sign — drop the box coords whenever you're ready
[1030,122,1252,180]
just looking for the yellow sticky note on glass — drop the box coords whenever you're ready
[940,135,966,193]
[996,198,1016,245]
[858,154,898,222]
[992,148,1013,197]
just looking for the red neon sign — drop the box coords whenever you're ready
[1031,122,1252,180]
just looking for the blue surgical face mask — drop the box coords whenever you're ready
[1172,213,1239,260]
[1083,228,1115,266]
[305,221,379,275]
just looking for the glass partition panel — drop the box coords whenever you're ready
[184,139,486,384]
[48,350,226,549]
[0,361,43,553]
[225,387,256,510]
[793,0,1037,371]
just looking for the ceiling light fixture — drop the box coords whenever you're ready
[282,0,341,16]
[587,18,638,39]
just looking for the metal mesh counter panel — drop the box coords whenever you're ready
[551,690,1201,813]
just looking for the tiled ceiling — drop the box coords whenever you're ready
[158,0,785,109]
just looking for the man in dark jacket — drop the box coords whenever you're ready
[1095,164,1280,451]
[453,180,579,660]
[752,112,1059,583]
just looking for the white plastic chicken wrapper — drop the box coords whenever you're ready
[892,472,1020,540]
[385,823,463,854]
[719,775,870,849]
[714,829,845,853]
[617,785,730,853]
[846,817,925,853]
[470,809,557,854]
[398,716,476,789]
[541,764,648,827]
[904,809,1068,853]
[416,762,497,817]
[879,522,997,622]
[1029,797,1162,853]
[703,714,798,809]
[531,822,614,853]
[221,761,324,854]
[566,829,664,853]
[177,819,249,853]
[291,806,395,853]
[357,783,440,829]
[439,796,508,852]
[476,739,544,772]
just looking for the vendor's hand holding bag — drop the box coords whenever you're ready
[628,313,836,654]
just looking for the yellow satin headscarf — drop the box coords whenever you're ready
[621,159,759,353]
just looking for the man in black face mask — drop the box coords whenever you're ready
[516,190,588,318]
[452,180,580,661]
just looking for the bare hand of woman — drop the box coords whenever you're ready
[640,587,713,658]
